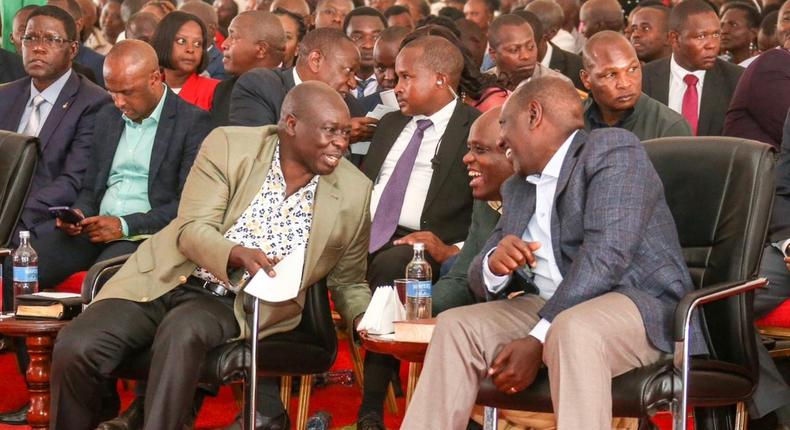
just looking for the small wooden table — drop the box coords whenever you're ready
[0,317,69,429]
[360,332,429,405]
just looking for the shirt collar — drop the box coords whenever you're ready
[670,54,706,83]
[540,43,553,68]
[30,68,72,106]
[526,129,578,183]
[585,97,636,129]
[122,84,168,126]
[292,68,303,86]
[413,98,457,126]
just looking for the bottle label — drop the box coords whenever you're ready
[406,280,432,298]
[13,266,38,283]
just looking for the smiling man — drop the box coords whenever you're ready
[581,31,690,139]
[50,80,373,430]
[641,0,743,136]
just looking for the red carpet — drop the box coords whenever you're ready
[0,339,686,430]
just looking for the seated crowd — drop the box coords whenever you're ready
[0,0,789,428]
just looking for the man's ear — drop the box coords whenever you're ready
[668,31,679,50]
[579,69,591,91]
[284,113,298,135]
[306,50,322,73]
[256,41,270,59]
[488,44,497,63]
[527,100,543,129]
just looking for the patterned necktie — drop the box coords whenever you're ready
[369,119,433,253]
[23,94,46,137]
[681,74,699,135]
[357,78,373,98]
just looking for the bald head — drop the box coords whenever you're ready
[281,81,348,126]
[104,40,164,122]
[524,0,564,37]
[106,39,159,73]
[580,0,623,38]
[270,0,311,19]
[180,0,219,32]
[582,30,636,69]
[235,10,287,48]
[510,75,583,133]
[222,11,286,74]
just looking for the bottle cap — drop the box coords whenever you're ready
[413,242,424,251]
[19,231,30,239]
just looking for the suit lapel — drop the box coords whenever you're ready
[422,103,471,212]
[551,130,585,267]
[302,175,340,288]
[147,91,178,189]
[548,44,565,73]
[37,72,80,150]
[697,62,723,136]
[362,112,410,181]
[0,79,30,132]
[652,59,671,105]
[510,179,535,238]
[97,114,125,190]
[282,67,296,91]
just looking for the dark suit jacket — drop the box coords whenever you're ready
[641,57,743,136]
[547,43,584,91]
[362,102,480,245]
[229,67,365,126]
[75,44,105,87]
[359,91,383,113]
[468,128,706,355]
[769,109,790,243]
[0,49,25,84]
[72,90,212,236]
[724,48,790,148]
[0,71,111,232]
[210,76,237,128]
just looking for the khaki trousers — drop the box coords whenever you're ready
[401,292,662,430]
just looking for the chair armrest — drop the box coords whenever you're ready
[81,254,132,304]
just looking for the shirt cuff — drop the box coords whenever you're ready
[119,217,129,237]
[483,248,511,294]
[778,239,790,257]
[452,241,465,251]
[528,318,551,343]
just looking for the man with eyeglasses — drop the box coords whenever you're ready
[0,5,111,425]
[314,0,353,29]
[343,7,388,99]
[230,28,377,146]
[641,0,743,136]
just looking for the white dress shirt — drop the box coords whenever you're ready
[355,75,378,98]
[540,42,554,68]
[482,130,578,342]
[370,99,457,232]
[16,69,73,135]
[292,67,304,86]
[668,55,706,116]
[551,28,584,54]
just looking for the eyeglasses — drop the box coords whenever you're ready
[21,35,73,48]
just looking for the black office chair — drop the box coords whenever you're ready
[477,137,776,430]
[0,131,38,247]
[81,255,338,430]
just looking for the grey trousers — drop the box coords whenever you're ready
[401,292,662,430]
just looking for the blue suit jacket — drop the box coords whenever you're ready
[0,48,25,84]
[75,44,105,87]
[468,128,706,355]
[0,71,111,233]
[205,46,229,80]
[72,89,213,236]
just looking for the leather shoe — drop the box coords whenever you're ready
[222,411,290,430]
[357,411,385,430]
[0,403,28,425]
[96,397,144,430]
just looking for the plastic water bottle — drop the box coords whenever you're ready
[305,411,331,430]
[405,243,432,320]
[12,231,38,309]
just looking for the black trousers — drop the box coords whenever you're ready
[2,220,140,312]
[360,232,442,417]
[50,285,239,430]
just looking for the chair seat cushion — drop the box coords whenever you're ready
[54,271,87,294]
[477,357,755,416]
[756,299,790,328]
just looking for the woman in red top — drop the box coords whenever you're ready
[151,11,219,111]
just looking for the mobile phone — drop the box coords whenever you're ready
[48,206,84,224]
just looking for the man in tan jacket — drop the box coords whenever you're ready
[49,81,373,430]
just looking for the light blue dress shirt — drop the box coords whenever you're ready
[16,69,73,134]
[98,89,168,236]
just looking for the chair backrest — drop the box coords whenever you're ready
[644,137,774,369]
[0,131,38,247]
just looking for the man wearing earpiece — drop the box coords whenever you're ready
[355,35,481,430]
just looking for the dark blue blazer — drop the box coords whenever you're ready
[75,44,105,87]
[0,48,26,84]
[359,91,382,114]
[205,46,229,80]
[72,89,213,236]
[0,70,111,232]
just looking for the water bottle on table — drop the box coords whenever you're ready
[12,231,39,309]
[405,242,432,320]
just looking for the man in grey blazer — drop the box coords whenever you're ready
[400,76,706,430]
[640,0,743,136]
